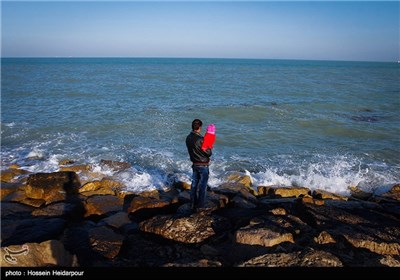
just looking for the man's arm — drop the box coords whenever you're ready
[203,148,212,157]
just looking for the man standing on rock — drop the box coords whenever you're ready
[186,119,213,212]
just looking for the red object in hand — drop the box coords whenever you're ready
[202,124,216,151]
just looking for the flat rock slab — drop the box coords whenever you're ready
[25,172,81,204]
[235,225,294,248]
[139,214,229,243]
[238,250,342,267]
[85,195,123,216]
[88,226,124,259]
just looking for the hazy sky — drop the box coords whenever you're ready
[2,1,399,61]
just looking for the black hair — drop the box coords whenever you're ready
[192,119,203,131]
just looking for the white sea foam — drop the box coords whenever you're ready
[3,122,16,128]
[2,141,398,196]
[26,148,45,160]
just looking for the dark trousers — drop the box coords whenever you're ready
[190,165,209,209]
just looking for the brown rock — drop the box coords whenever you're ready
[216,183,258,204]
[313,189,348,201]
[301,197,325,206]
[257,185,274,197]
[1,168,30,183]
[127,196,174,214]
[98,178,125,191]
[379,255,400,267]
[58,159,75,165]
[88,226,124,259]
[0,240,76,267]
[138,189,160,198]
[226,173,257,196]
[163,259,222,267]
[25,172,81,204]
[100,159,131,172]
[270,207,287,215]
[0,182,21,200]
[389,184,400,193]
[79,181,103,193]
[2,190,27,202]
[115,190,135,199]
[299,250,343,267]
[174,181,191,191]
[79,189,115,197]
[59,164,91,173]
[139,214,228,243]
[238,250,342,267]
[101,212,131,228]
[9,164,21,170]
[271,187,310,198]
[349,186,372,200]
[314,231,336,244]
[238,252,301,267]
[85,195,123,216]
[79,178,125,197]
[342,231,400,255]
[235,224,294,247]
[32,202,76,217]
[77,171,105,185]
[18,198,46,208]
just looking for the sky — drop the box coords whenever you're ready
[1,1,399,61]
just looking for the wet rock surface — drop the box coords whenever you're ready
[1,166,399,268]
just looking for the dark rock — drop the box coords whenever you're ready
[1,217,66,246]
[163,259,222,267]
[100,160,131,172]
[349,186,372,200]
[88,226,124,259]
[231,195,257,208]
[101,211,131,229]
[1,202,34,219]
[32,202,77,217]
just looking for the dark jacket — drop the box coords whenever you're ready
[186,131,212,165]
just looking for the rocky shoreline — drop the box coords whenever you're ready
[1,159,399,267]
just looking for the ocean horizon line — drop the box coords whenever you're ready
[1,56,397,64]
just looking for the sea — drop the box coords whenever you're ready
[1,58,399,195]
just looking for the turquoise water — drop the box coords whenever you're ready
[1,58,399,194]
